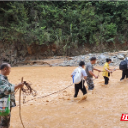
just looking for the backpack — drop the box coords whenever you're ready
[0,95,10,116]
[72,67,83,84]
[119,58,128,70]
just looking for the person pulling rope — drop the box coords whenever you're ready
[0,63,24,128]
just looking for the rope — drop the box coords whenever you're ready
[16,79,73,128]
[93,69,116,81]
[93,71,100,81]
[18,77,38,128]
[23,83,73,104]
[19,77,25,128]
[16,81,73,105]
[21,81,37,104]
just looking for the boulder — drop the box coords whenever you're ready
[67,57,74,60]
[117,54,124,60]
[118,51,128,56]
[69,60,74,64]
[110,56,117,63]
[108,52,117,56]
[98,54,106,60]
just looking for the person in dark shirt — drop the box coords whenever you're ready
[120,57,128,81]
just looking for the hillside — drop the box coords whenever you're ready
[1,1,128,65]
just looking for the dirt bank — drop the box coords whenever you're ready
[9,66,128,128]
[1,41,128,66]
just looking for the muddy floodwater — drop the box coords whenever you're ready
[9,66,128,128]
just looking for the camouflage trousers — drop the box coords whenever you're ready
[0,113,11,128]
[86,77,94,90]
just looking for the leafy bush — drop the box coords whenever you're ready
[0,1,128,49]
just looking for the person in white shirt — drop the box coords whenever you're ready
[71,61,87,100]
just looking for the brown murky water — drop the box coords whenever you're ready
[8,66,128,128]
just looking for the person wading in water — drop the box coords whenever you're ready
[0,63,24,128]
[71,61,88,101]
[102,58,115,85]
[85,57,101,92]
[120,57,128,81]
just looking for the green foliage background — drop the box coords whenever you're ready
[0,1,128,50]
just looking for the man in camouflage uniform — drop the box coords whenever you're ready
[86,57,101,90]
[0,63,24,128]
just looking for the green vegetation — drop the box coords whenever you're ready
[0,1,128,50]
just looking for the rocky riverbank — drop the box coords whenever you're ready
[1,41,128,66]
[3,50,128,67]
[22,51,128,67]
[55,51,128,67]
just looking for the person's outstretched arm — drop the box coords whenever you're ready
[14,83,24,90]
[93,67,101,72]
[0,81,24,96]
[105,68,112,73]
[89,71,98,79]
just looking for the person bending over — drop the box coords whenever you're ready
[0,63,24,128]
[86,57,101,90]
[71,61,87,100]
